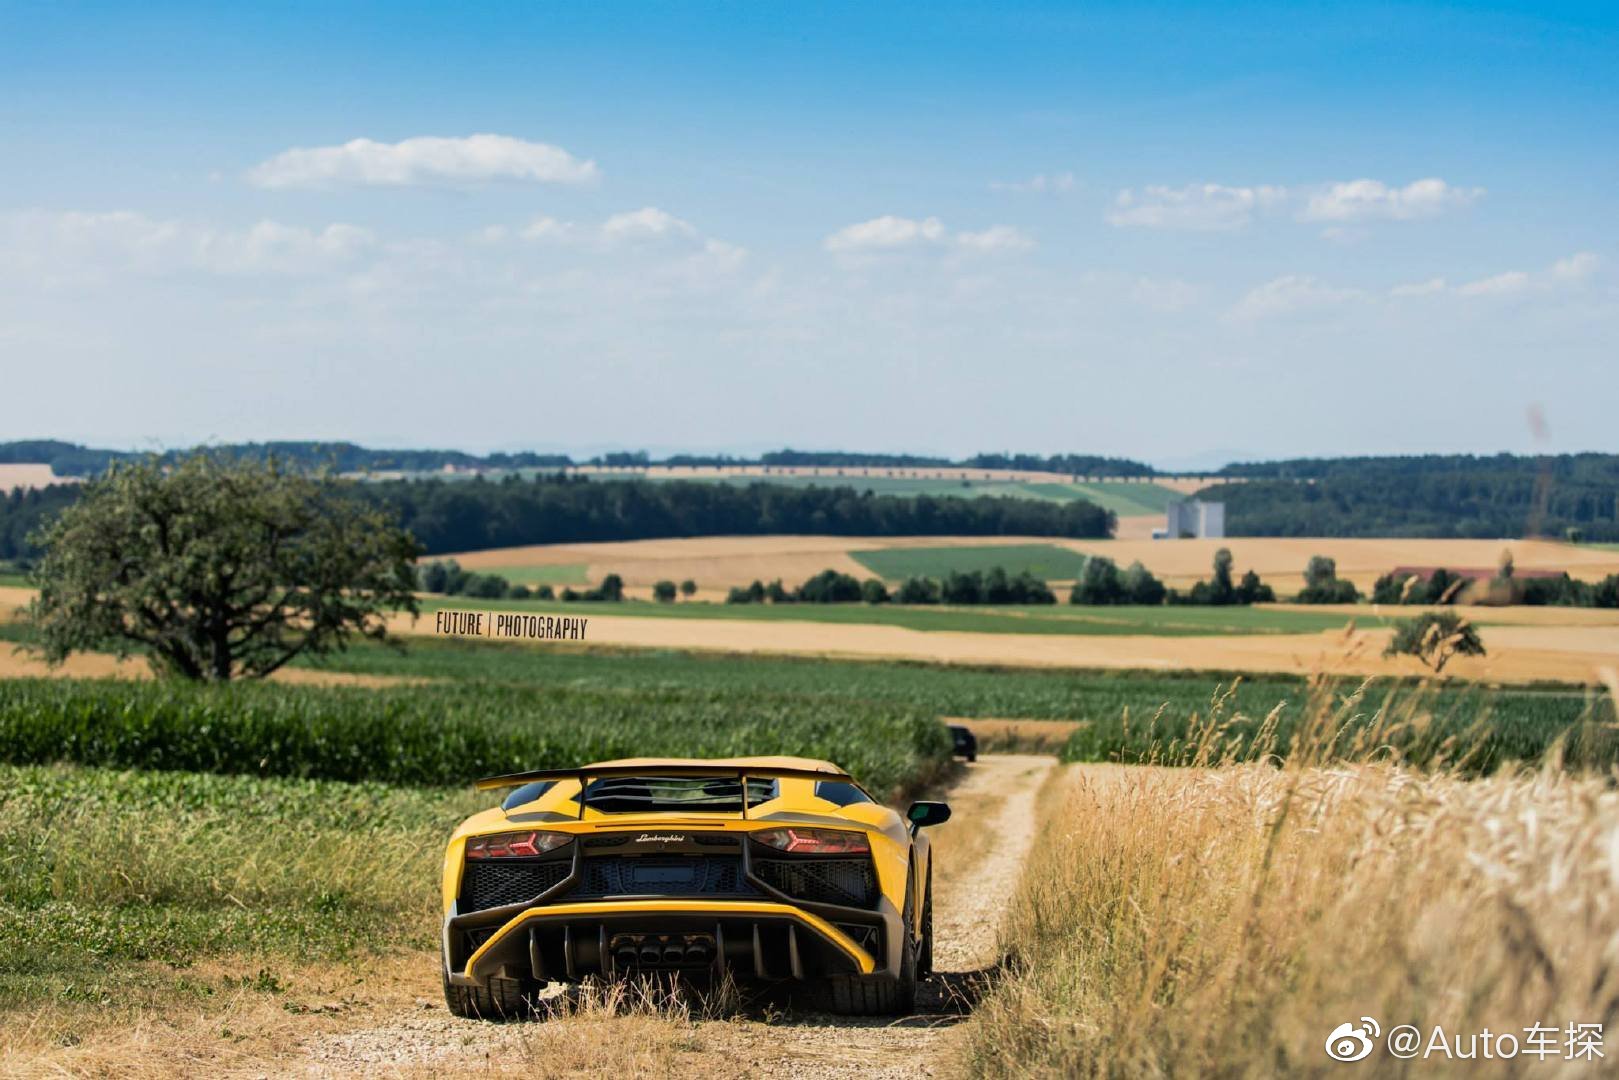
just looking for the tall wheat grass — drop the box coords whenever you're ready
[966,680,1619,1077]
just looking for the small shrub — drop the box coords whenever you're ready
[1384,611,1485,673]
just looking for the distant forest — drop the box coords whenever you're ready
[0,476,1116,561]
[0,440,1158,478]
[0,440,572,477]
[1202,454,1619,540]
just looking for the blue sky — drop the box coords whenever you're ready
[2,1,1614,466]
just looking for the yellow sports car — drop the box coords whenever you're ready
[440,756,950,1018]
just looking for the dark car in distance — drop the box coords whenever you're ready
[948,725,977,763]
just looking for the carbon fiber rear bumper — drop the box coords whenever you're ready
[444,899,887,987]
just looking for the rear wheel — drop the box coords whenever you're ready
[817,878,918,1015]
[918,862,934,976]
[442,947,537,1020]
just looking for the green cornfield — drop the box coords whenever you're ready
[0,677,952,797]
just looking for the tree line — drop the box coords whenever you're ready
[725,566,1058,606]
[1202,453,1619,540]
[1371,565,1619,608]
[0,439,1160,480]
[416,560,634,602]
[1073,551,1276,606]
[0,474,1116,561]
[357,476,1116,552]
[0,439,572,478]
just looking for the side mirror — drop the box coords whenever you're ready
[906,801,951,831]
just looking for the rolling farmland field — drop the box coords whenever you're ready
[439,533,1619,594]
[850,542,1088,581]
[412,593,1356,636]
[456,562,589,586]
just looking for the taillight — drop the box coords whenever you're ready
[752,827,870,854]
[465,830,571,859]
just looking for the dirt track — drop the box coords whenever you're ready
[285,753,1057,1078]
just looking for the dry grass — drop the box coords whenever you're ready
[1,959,725,1079]
[966,692,1619,1076]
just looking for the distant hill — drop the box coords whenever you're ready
[7,441,1616,543]
[0,441,1161,478]
[1201,453,1619,540]
[0,440,572,477]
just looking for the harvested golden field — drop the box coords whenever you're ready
[0,464,75,493]
[441,534,1619,593]
[0,642,422,687]
[0,587,30,621]
[1267,600,1619,627]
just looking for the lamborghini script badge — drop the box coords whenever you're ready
[636,834,685,844]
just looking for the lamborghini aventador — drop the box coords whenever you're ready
[440,756,950,1018]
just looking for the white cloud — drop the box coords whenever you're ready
[0,209,373,277]
[1455,270,1531,297]
[990,172,1076,194]
[955,225,1034,252]
[519,216,574,242]
[602,206,698,242]
[1109,177,1480,233]
[1391,253,1601,299]
[824,215,947,252]
[1229,274,1362,321]
[1552,252,1601,281]
[246,134,598,189]
[1301,178,1482,223]
[1390,276,1448,297]
[1107,184,1287,231]
[823,216,1031,256]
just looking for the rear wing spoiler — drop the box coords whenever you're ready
[474,763,856,792]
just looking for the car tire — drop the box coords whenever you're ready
[918,862,934,977]
[966,751,977,763]
[817,880,918,1016]
[442,949,535,1021]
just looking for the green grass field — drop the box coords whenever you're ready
[0,761,476,1013]
[294,635,1604,724]
[630,471,1187,513]
[1065,480,1184,516]
[469,562,589,586]
[416,594,1357,637]
[850,543,1088,581]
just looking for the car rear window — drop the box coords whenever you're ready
[814,780,873,807]
[582,775,780,813]
[501,779,556,811]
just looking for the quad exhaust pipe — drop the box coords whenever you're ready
[608,932,717,968]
